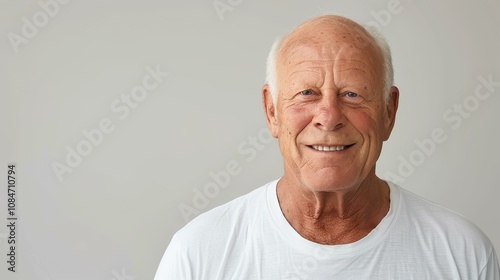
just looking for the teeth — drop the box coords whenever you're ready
[312,145,346,151]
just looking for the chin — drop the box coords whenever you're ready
[300,170,361,193]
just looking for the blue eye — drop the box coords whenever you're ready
[346,92,358,98]
[300,89,313,95]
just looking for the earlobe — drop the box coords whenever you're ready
[262,85,279,138]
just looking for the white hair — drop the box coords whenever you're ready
[265,36,284,106]
[265,22,394,105]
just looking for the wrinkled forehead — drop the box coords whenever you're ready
[279,42,379,70]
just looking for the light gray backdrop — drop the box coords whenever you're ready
[1,0,499,279]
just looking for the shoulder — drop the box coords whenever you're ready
[154,180,277,279]
[173,180,273,247]
[394,183,483,231]
[390,182,495,263]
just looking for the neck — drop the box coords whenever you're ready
[276,175,390,245]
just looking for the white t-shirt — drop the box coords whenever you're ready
[154,180,500,279]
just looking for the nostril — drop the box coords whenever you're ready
[316,122,344,131]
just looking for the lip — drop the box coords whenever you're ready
[307,144,355,152]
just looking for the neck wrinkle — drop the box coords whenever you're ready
[276,176,390,245]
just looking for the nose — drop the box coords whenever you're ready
[314,94,345,131]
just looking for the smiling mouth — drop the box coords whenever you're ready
[309,144,354,152]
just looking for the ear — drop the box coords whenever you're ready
[383,86,399,141]
[262,84,279,138]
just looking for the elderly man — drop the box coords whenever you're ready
[154,15,499,279]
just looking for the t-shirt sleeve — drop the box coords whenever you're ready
[153,233,192,280]
[478,247,500,280]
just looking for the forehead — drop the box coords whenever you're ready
[277,42,381,89]
[277,23,382,78]
[281,42,377,69]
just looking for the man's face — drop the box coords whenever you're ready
[263,24,398,193]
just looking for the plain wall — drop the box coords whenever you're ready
[1,0,499,279]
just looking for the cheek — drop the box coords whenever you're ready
[346,110,384,139]
[280,104,313,137]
